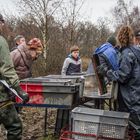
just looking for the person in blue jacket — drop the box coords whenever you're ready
[94,35,120,110]
[95,35,119,83]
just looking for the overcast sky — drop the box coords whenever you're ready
[0,0,139,25]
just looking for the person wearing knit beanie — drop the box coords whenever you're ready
[107,35,117,46]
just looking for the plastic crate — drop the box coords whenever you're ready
[46,73,97,97]
[71,107,130,140]
[45,75,85,97]
[16,78,80,107]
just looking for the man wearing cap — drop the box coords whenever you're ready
[11,35,26,51]
[0,14,29,140]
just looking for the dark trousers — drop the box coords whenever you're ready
[0,104,22,140]
[117,92,140,139]
[129,113,140,140]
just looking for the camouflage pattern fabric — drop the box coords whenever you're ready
[0,103,22,140]
[0,35,19,103]
[0,35,22,140]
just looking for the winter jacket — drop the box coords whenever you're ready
[95,42,119,71]
[0,35,19,102]
[10,45,33,79]
[107,46,140,114]
[61,54,82,75]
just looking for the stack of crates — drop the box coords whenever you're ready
[71,107,130,140]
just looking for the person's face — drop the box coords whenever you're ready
[0,21,4,31]
[134,37,140,46]
[16,37,26,46]
[71,50,79,59]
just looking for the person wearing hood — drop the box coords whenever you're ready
[86,36,119,75]
[95,35,119,72]
[93,35,119,110]
[61,45,82,75]
[106,25,140,140]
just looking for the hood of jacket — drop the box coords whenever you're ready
[95,42,119,70]
[68,54,80,61]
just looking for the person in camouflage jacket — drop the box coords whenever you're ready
[0,14,29,140]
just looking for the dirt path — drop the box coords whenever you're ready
[0,107,57,140]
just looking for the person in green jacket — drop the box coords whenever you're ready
[0,14,29,140]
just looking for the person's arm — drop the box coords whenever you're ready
[97,54,110,76]
[0,37,19,87]
[61,58,70,75]
[107,51,134,83]
[0,37,29,103]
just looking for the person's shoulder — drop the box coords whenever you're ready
[121,47,131,53]
[10,48,18,53]
[65,57,71,62]
[121,47,135,59]
[10,48,20,56]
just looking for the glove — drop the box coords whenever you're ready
[107,69,118,82]
[14,86,29,103]
[96,64,108,75]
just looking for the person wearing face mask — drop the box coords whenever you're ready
[10,38,43,80]
[0,14,29,140]
[61,45,82,75]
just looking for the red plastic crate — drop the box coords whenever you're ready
[59,130,97,140]
[16,80,78,108]
[59,130,134,140]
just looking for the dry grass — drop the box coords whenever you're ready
[81,57,91,71]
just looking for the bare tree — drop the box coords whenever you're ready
[112,0,140,29]
[17,0,64,59]
[57,0,85,47]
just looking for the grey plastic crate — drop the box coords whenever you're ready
[71,107,130,140]
[45,75,85,97]
[20,78,80,107]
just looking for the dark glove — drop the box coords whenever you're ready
[107,69,118,82]
[14,86,29,103]
[96,64,108,75]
